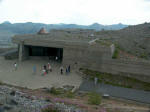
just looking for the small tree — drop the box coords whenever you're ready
[112,49,119,59]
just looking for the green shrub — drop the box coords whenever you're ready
[112,48,119,59]
[42,107,59,112]
[50,87,62,95]
[65,91,75,98]
[88,92,101,105]
[0,81,3,85]
[139,53,148,59]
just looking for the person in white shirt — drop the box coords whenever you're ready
[48,63,52,72]
[55,56,58,61]
[14,62,17,71]
[94,77,98,86]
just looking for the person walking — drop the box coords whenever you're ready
[33,65,36,75]
[55,56,58,61]
[42,69,46,76]
[66,67,68,75]
[14,62,17,71]
[44,65,48,74]
[68,65,70,73]
[94,77,98,86]
[48,63,52,72]
[60,66,63,75]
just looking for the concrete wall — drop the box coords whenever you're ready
[83,59,150,83]
[63,44,150,83]
[19,43,29,61]
[4,49,18,60]
[63,44,111,66]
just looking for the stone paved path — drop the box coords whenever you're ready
[79,80,150,104]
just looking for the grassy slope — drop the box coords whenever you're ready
[80,68,150,91]
[95,23,150,60]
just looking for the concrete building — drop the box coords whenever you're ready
[11,28,150,83]
[12,28,111,67]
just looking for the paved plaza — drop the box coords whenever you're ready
[0,56,82,89]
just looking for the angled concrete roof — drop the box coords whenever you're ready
[38,27,48,34]
[12,29,98,48]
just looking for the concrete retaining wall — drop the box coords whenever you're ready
[63,45,150,83]
[83,59,150,83]
[63,44,111,66]
[4,49,18,60]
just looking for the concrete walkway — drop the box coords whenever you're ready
[79,80,150,104]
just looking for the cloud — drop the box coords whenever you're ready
[0,0,150,25]
[0,0,3,4]
[145,0,150,1]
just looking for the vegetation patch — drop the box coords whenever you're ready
[95,30,116,35]
[50,87,64,95]
[42,105,60,112]
[0,81,3,85]
[48,87,75,98]
[88,92,101,105]
[112,43,123,59]
[65,91,75,98]
[112,48,119,59]
[139,52,148,60]
[139,45,146,49]
[96,39,112,46]
[80,68,150,91]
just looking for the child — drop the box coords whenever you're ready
[48,63,52,72]
[66,67,68,75]
[60,66,63,75]
[33,66,36,75]
[42,69,46,76]
[14,62,17,71]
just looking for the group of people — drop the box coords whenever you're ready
[41,64,71,76]
[42,63,52,75]
[39,63,71,76]
[60,65,71,75]
[14,62,71,76]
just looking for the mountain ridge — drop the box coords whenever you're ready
[0,22,128,34]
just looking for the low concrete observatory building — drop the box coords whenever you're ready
[12,28,111,69]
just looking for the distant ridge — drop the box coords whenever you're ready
[0,22,128,34]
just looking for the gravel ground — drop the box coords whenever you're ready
[0,56,82,89]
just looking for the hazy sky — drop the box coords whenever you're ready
[0,0,150,25]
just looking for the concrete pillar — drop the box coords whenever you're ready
[19,42,24,61]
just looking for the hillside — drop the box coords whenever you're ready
[95,22,150,60]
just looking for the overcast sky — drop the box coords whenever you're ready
[0,0,150,25]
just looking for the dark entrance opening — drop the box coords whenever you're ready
[26,45,63,62]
